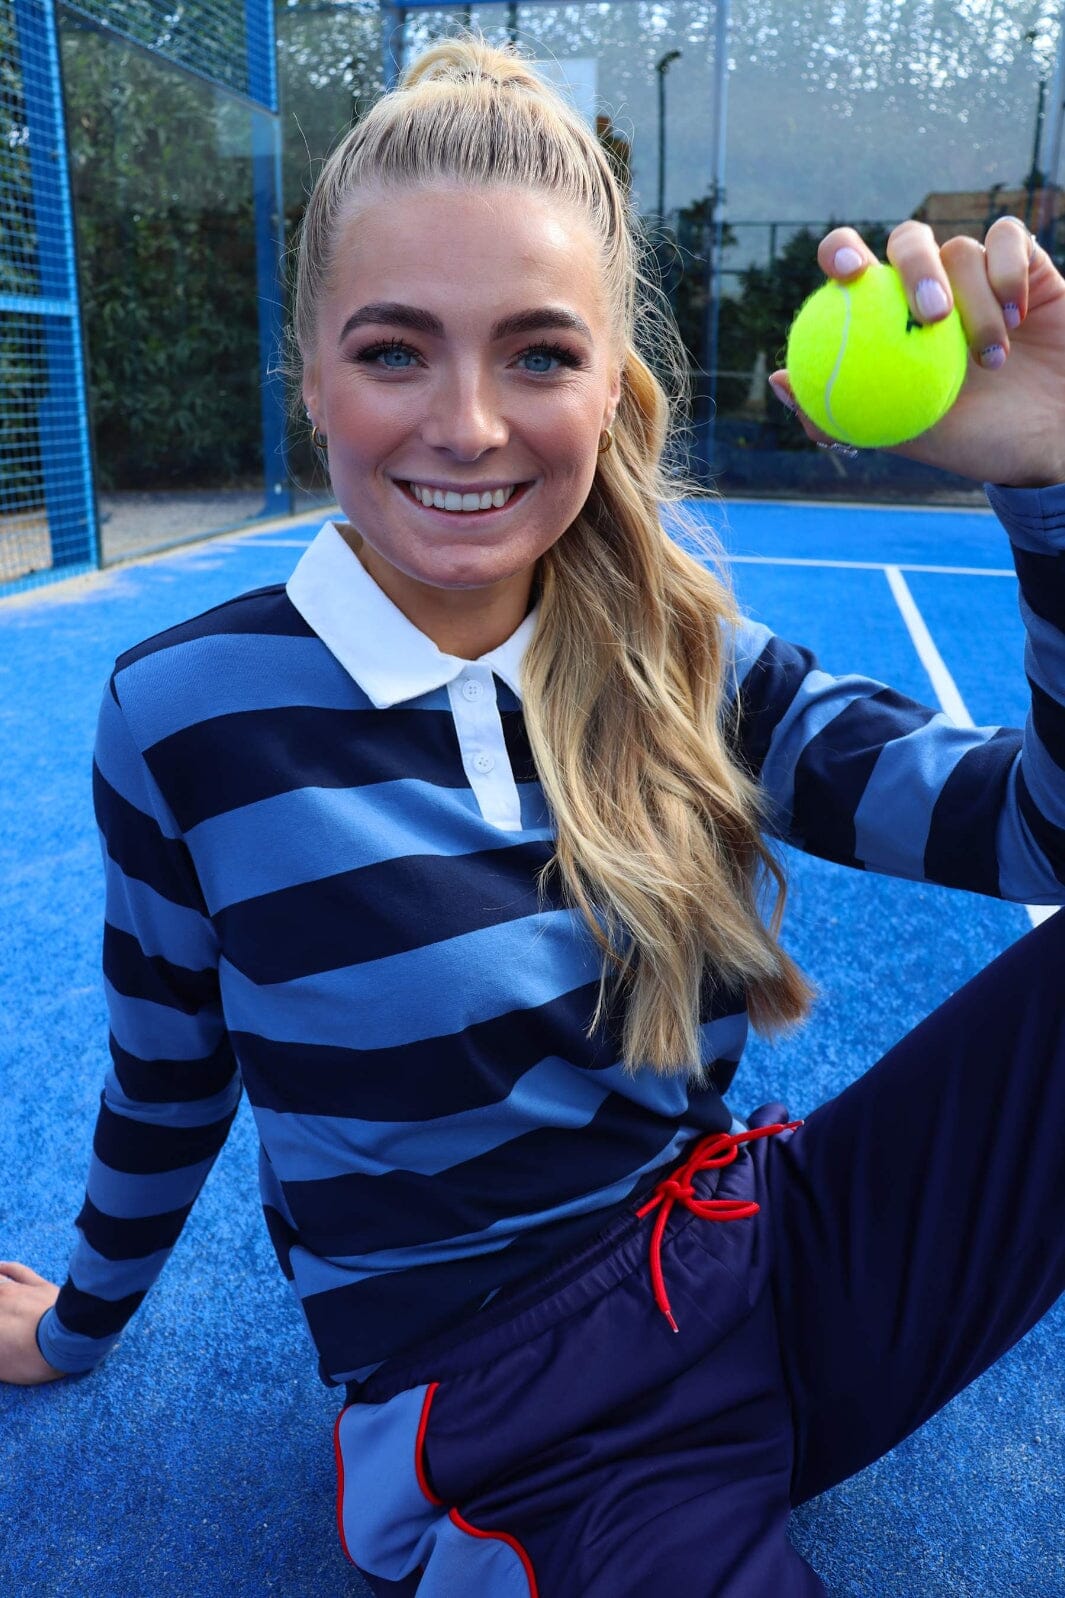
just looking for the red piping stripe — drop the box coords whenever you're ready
[449,1507,540,1598]
[332,1406,357,1567]
[414,1381,444,1506]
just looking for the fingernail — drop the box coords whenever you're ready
[769,377,797,412]
[834,247,864,276]
[915,278,950,321]
[980,344,1006,370]
[816,441,860,457]
[1003,302,1021,330]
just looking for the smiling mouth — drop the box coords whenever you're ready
[400,481,533,515]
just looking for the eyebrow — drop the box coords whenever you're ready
[338,302,594,345]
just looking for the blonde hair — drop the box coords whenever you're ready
[291,31,813,1076]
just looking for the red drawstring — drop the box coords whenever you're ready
[635,1121,803,1332]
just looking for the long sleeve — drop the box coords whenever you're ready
[36,677,241,1375]
[728,480,1065,905]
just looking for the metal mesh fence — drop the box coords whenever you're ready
[2,0,278,595]
[2,0,96,590]
[62,1,278,109]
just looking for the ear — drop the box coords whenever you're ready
[606,361,622,427]
[302,367,320,429]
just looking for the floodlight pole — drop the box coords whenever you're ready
[703,0,731,475]
[656,50,681,225]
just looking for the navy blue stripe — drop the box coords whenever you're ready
[792,691,938,867]
[94,764,205,913]
[262,1204,297,1281]
[282,1095,682,1256]
[144,705,470,830]
[109,1033,237,1105]
[499,704,538,783]
[923,729,1019,893]
[730,634,814,780]
[75,1195,191,1260]
[93,1097,237,1175]
[1016,764,1065,887]
[1030,679,1065,772]
[103,924,220,1015]
[116,586,309,670]
[216,840,557,983]
[53,1282,146,1338]
[234,981,610,1119]
[1011,546,1065,631]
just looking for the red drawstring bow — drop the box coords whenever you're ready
[635,1121,803,1332]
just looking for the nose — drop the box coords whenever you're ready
[421,362,509,458]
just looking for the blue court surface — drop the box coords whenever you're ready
[1,499,1062,1597]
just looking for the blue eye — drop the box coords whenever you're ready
[356,339,419,368]
[519,342,582,374]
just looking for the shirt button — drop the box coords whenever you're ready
[473,753,495,773]
[462,679,484,701]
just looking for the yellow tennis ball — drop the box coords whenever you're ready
[785,262,969,447]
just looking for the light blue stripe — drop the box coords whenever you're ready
[1019,717,1065,828]
[104,978,225,1062]
[86,1153,216,1219]
[998,762,1065,904]
[218,910,602,1050]
[104,862,218,970]
[95,688,179,835]
[36,1309,120,1376]
[1021,596,1065,705]
[852,712,975,878]
[761,667,886,839]
[335,1386,439,1582]
[103,1067,240,1130]
[67,1237,174,1300]
[189,778,553,913]
[252,1055,610,1181]
[725,616,774,693]
[118,633,369,746]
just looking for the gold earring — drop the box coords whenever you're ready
[312,425,328,450]
[597,427,614,455]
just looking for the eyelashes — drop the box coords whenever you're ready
[352,337,586,374]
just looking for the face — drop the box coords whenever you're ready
[302,184,621,648]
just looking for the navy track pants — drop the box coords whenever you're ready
[334,909,1065,1596]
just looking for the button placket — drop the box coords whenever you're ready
[447,667,522,831]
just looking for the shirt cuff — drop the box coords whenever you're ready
[36,1305,120,1375]
[985,480,1065,554]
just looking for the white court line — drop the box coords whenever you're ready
[883,564,1054,929]
[728,552,1015,577]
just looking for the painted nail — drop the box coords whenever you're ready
[915,278,950,321]
[816,441,860,457]
[980,344,1006,370]
[1003,302,1021,331]
[769,377,797,412]
[834,247,864,276]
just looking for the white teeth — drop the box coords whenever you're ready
[408,482,518,512]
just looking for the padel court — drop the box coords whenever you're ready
[1,498,1061,1597]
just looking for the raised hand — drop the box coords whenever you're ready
[771,217,1065,490]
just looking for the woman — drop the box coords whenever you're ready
[3,31,1065,1597]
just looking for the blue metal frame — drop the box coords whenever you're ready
[10,0,99,576]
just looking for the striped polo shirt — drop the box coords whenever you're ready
[37,483,1065,1384]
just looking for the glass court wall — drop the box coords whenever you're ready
[4,2,1064,592]
[2,0,284,590]
[278,0,1065,504]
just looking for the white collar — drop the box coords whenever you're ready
[285,521,537,708]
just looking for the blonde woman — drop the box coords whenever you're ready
[3,32,1065,1597]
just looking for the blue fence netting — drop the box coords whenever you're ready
[1,0,281,596]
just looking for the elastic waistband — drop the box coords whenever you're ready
[355,1110,799,1408]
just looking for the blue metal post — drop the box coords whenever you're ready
[245,0,289,518]
[10,0,99,573]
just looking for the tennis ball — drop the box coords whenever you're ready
[785,261,969,448]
